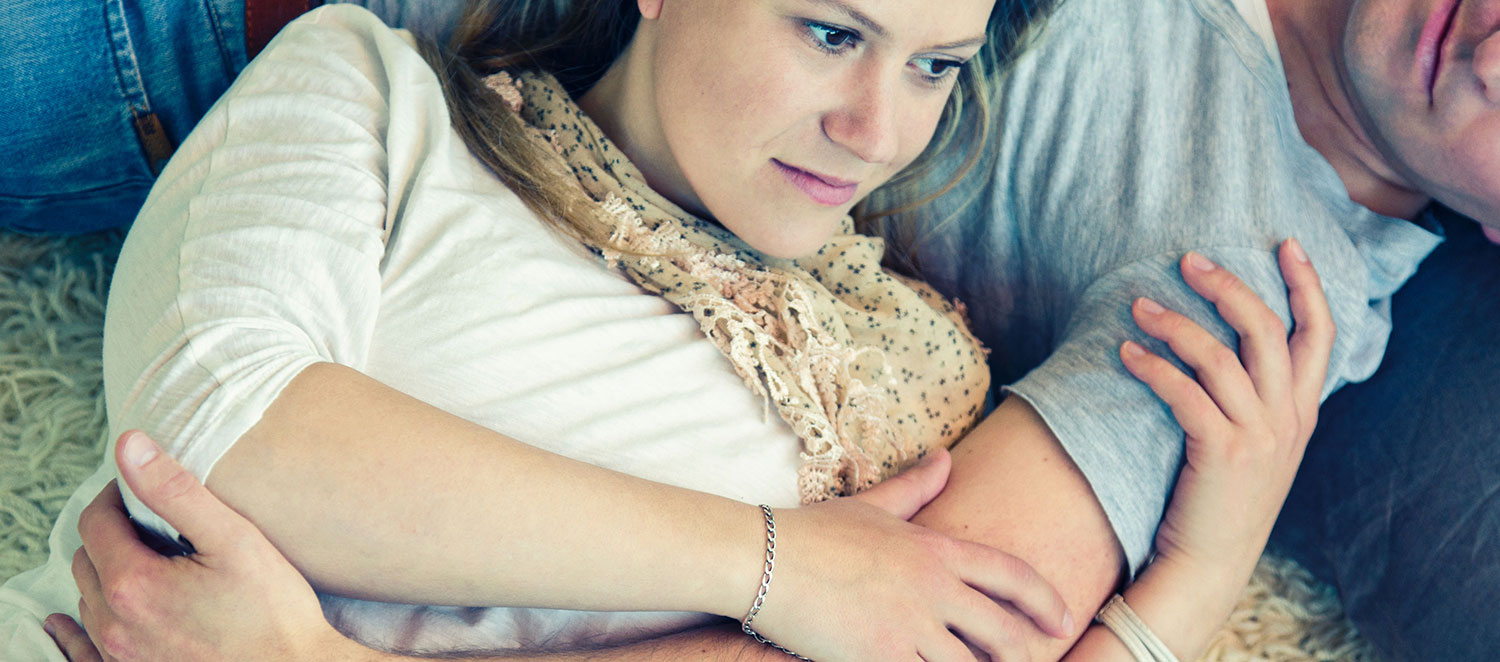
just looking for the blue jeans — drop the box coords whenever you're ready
[1272,211,1500,660]
[0,0,247,233]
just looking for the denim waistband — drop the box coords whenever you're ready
[0,0,249,233]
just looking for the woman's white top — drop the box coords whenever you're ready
[98,5,803,654]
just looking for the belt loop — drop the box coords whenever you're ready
[245,0,314,59]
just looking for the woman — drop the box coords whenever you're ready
[20,0,1331,660]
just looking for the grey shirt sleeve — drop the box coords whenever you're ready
[1001,248,1307,574]
[916,0,1442,577]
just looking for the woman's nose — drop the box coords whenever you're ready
[1473,30,1500,104]
[822,71,901,166]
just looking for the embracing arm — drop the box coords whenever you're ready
[206,361,764,614]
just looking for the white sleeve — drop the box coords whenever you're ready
[102,6,428,542]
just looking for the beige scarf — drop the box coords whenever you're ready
[488,71,989,503]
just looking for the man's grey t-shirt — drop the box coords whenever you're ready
[917,0,1443,575]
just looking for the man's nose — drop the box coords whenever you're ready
[1475,28,1500,103]
[1474,31,1500,103]
[822,68,901,166]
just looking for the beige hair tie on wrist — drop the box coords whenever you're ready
[1096,595,1181,662]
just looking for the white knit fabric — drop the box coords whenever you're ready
[9,5,804,657]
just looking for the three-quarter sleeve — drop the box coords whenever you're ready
[101,6,421,542]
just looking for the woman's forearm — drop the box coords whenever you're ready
[1062,550,1261,661]
[203,361,766,617]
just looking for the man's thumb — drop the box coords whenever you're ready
[848,448,951,520]
[116,430,241,554]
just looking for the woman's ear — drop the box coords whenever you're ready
[638,0,663,20]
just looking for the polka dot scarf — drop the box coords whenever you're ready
[492,71,989,502]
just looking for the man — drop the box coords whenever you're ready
[910,0,1498,657]
[8,1,1498,661]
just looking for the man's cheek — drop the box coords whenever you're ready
[1484,224,1500,246]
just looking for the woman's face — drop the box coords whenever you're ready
[620,0,995,259]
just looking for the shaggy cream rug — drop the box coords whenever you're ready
[0,229,1377,661]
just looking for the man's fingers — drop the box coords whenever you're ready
[849,448,951,520]
[70,547,104,609]
[1277,239,1336,420]
[76,482,165,595]
[114,430,247,554]
[44,614,104,662]
[1177,252,1295,415]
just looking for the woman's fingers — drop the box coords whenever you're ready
[943,592,1032,662]
[952,541,1073,640]
[850,448,951,520]
[44,615,104,662]
[1177,252,1296,415]
[919,628,989,662]
[1130,297,1261,425]
[1276,239,1336,425]
[1121,341,1235,442]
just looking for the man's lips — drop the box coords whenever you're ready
[1419,0,1463,103]
[772,160,860,206]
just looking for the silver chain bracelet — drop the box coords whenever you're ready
[741,505,813,660]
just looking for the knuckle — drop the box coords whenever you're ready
[1253,308,1287,338]
[154,468,198,503]
[95,620,134,660]
[997,553,1039,588]
[923,532,964,562]
[1206,267,1241,292]
[991,610,1026,649]
[101,575,148,622]
[1208,346,1242,373]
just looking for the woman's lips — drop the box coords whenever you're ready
[1418,0,1463,103]
[773,160,859,206]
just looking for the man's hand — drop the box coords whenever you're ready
[45,430,361,662]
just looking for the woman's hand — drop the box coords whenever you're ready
[1121,240,1334,574]
[748,449,1075,662]
[48,432,1071,662]
[46,431,360,662]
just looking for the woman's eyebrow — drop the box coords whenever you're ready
[805,0,887,37]
[804,0,986,51]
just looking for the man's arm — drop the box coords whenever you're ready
[913,397,1126,659]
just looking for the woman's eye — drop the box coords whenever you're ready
[914,58,965,81]
[807,23,857,52]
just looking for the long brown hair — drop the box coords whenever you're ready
[415,0,1056,268]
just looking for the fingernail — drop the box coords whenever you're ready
[123,431,159,468]
[1286,238,1310,264]
[1187,252,1217,272]
[42,615,55,637]
[1062,610,1076,637]
[1136,297,1166,315]
[1122,341,1147,358]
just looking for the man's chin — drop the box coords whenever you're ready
[1484,224,1500,246]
